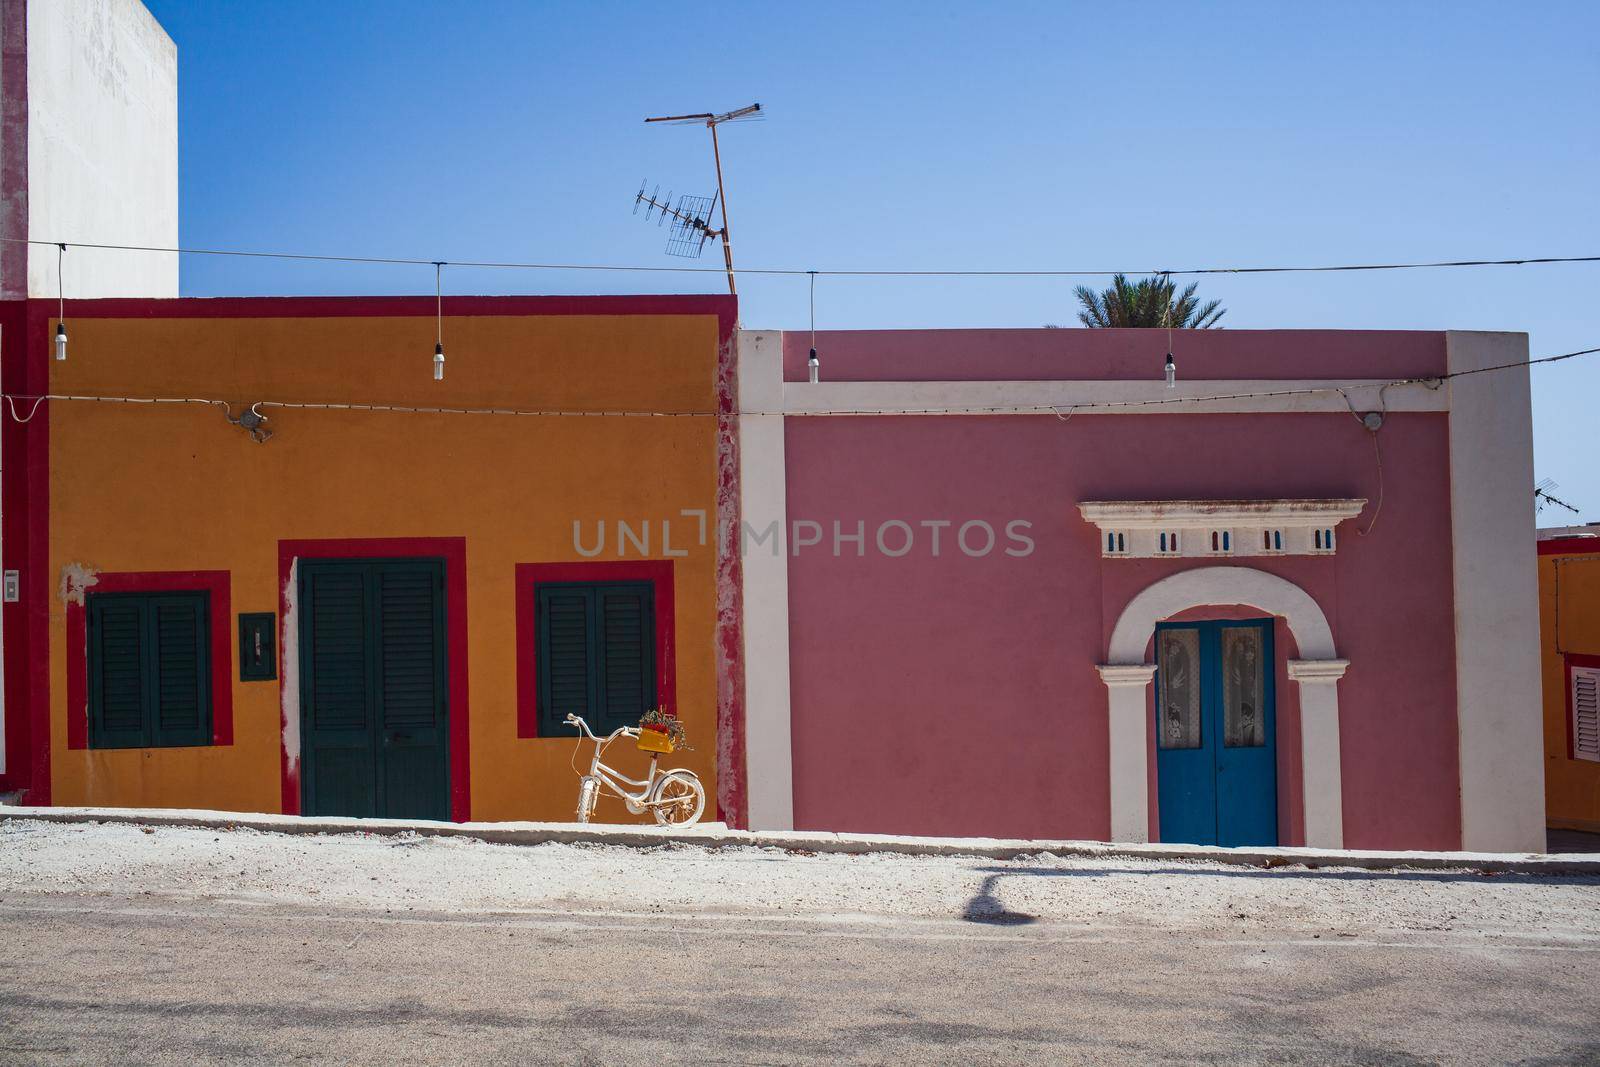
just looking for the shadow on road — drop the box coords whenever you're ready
[959,863,1600,925]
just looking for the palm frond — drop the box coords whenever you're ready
[1073,274,1226,329]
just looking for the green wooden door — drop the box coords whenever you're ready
[298,558,449,820]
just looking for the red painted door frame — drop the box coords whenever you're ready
[278,537,471,821]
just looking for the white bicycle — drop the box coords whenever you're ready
[563,713,706,828]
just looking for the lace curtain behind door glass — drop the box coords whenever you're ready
[1223,627,1265,748]
[1157,629,1201,750]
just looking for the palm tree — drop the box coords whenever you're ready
[1074,274,1225,329]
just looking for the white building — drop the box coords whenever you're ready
[0,0,177,299]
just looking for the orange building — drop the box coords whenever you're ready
[1539,526,1600,833]
[0,295,747,826]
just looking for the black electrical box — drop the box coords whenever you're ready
[238,612,277,681]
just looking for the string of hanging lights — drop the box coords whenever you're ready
[4,345,1593,424]
[13,233,1597,385]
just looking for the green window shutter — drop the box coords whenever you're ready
[535,581,656,735]
[307,569,369,732]
[87,591,212,749]
[376,565,441,731]
[150,595,211,746]
[596,584,654,732]
[373,561,449,821]
[537,585,595,735]
[88,597,152,748]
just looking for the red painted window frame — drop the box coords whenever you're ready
[515,560,677,739]
[65,570,234,750]
[277,537,471,821]
[1565,653,1600,761]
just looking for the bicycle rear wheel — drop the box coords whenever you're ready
[648,770,705,828]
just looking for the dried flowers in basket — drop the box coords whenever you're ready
[636,707,689,753]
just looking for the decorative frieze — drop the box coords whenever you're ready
[1078,499,1367,559]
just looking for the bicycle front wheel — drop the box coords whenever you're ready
[648,770,705,828]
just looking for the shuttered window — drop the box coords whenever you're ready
[535,581,656,736]
[86,591,213,749]
[1574,666,1600,763]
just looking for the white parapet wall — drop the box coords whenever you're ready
[736,330,795,831]
[1446,331,1546,853]
[24,0,178,298]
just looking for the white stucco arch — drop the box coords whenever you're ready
[1097,565,1350,848]
[1107,566,1336,664]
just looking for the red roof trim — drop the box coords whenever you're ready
[1539,536,1600,556]
[22,293,736,322]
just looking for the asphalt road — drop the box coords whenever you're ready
[2,890,1596,1065]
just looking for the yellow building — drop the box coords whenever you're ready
[1539,526,1600,833]
[0,294,746,826]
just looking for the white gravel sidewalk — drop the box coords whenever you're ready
[2,817,1597,942]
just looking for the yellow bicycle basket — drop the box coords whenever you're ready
[636,728,675,754]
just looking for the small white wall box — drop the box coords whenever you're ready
[2,571,17,603]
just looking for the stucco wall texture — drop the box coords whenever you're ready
[39,300,730,821]
[779,330,1462,850]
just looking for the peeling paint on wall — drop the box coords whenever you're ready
[713,328,748,829]
[280,558,300,783]
[57,562,99,606]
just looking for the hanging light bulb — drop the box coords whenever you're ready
[432,261,445,382]
[807,270,820,383]
[1160,273,1176,389]
[53,243,67,361]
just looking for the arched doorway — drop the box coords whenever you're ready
[1097,566,1350,847]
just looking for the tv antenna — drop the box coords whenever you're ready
[634,185,721,259]
[636,102,762,295]
[1536,478,1581,515]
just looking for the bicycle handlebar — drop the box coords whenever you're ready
[563,714,638,743]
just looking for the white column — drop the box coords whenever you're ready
[736,330,795,832]
[1287,659,1349,849]
[1097,664,1156,843]
[1445,332,1545,853]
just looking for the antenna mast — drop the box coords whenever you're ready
[640,102,761,295]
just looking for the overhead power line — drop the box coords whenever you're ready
[1,236,1597,279]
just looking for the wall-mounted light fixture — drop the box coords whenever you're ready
[226,402,273,443]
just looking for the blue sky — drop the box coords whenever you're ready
[143,0,1599,524]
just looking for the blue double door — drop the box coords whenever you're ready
[1154,619,1278,847]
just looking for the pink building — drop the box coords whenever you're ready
[732,328,1545,853]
